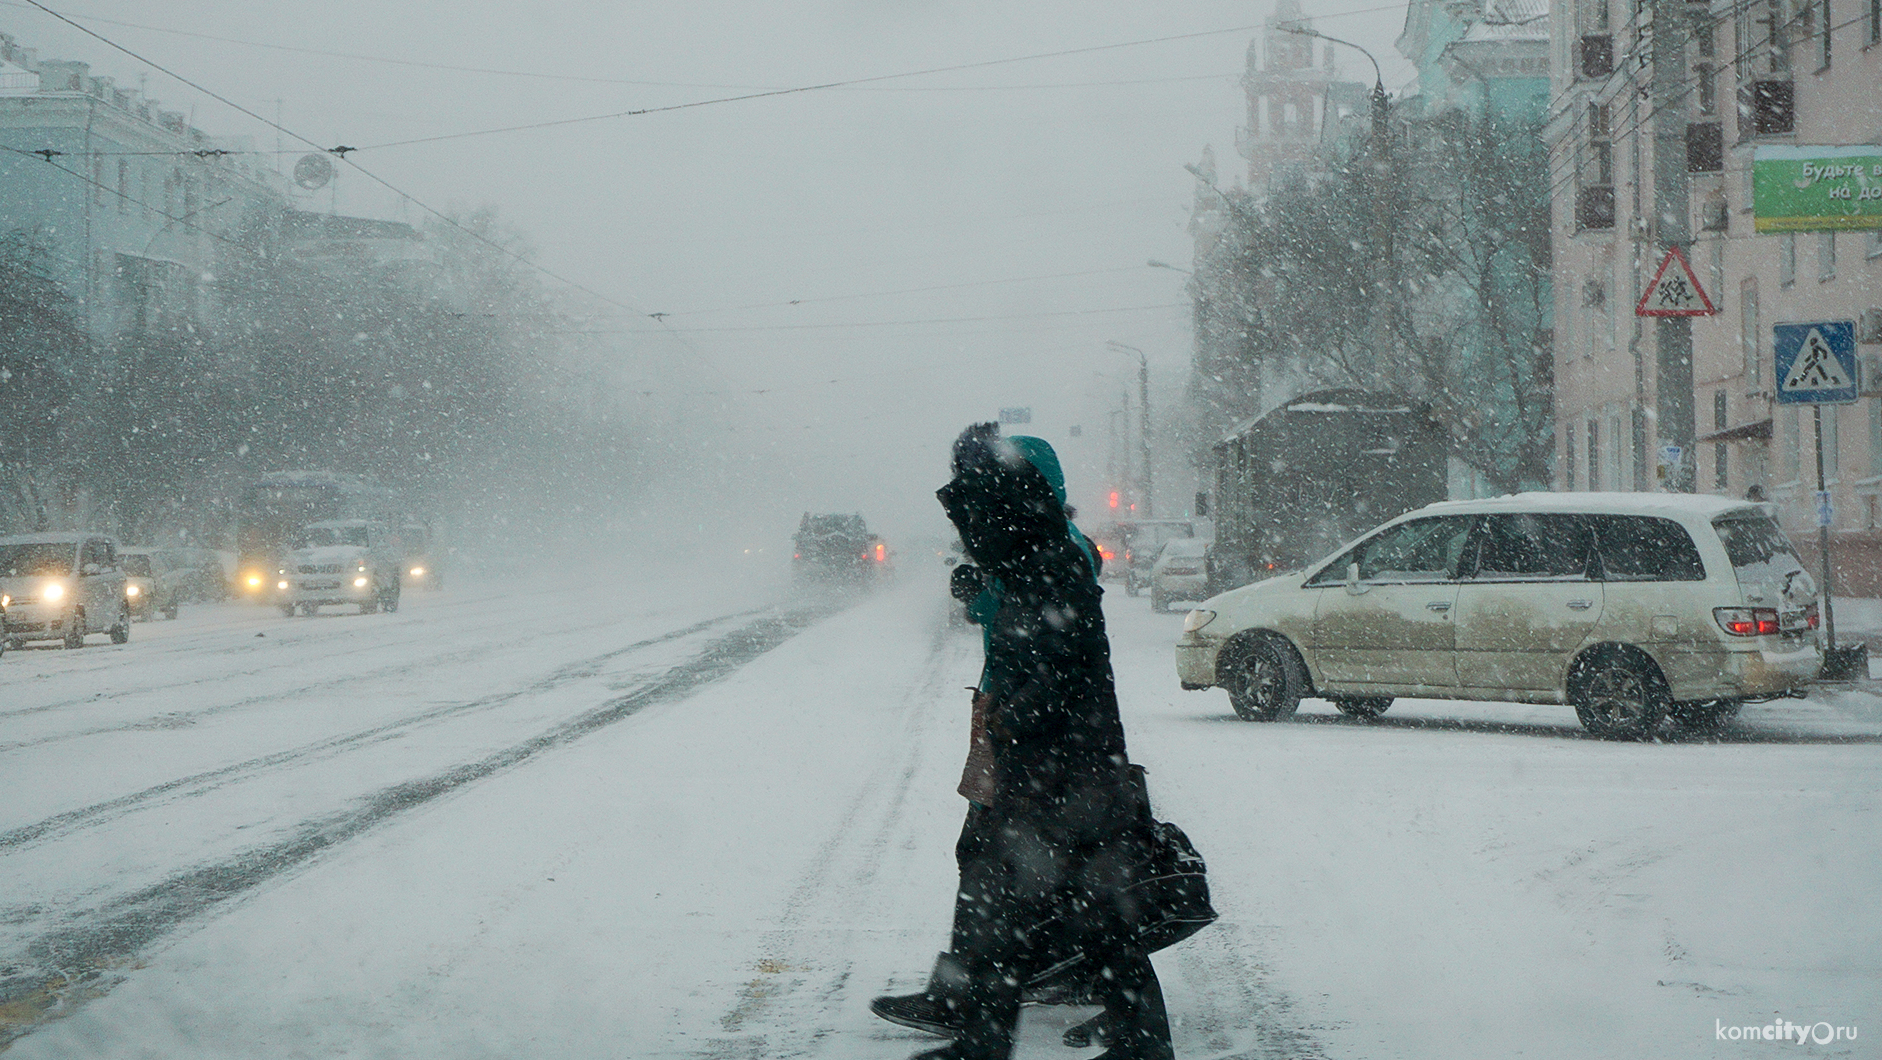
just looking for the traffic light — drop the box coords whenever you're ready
[1109,491,1120,509]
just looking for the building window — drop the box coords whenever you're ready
[1820,0,1833,69]
[1591,0,1610,31]
[116,159,129,212]
[1577,186,1617,230]
[1588,419,1601,489]
[1870,231,1882,259]
[1580,34,1615,78]
[1781,233,1797,286]
[1697,63,1718,114]
[1694,13,1716,57]
[1870,0,1881,46]
[1746,80,1795,134]
[1741,280,1761,386]
[1710,240,1726,308]
[1702,195,1730,231]
[1613,412,1628,489]
[1687,122,1724,170]
[1819,231,1836,281]
[1566,424,1578,490]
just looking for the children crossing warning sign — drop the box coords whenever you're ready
[1774,321,1859,405]
[1635,246,1717,317]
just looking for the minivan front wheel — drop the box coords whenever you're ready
[1571,650,1667,739]
[1220,635,1305,721]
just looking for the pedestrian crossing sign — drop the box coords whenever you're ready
[1635,246,1717,317]
[1774,321,1859,405]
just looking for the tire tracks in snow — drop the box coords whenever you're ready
[0,609,758,854]
[0,603,836,1048]
[699,608,970,1060]
[0,604,749,746]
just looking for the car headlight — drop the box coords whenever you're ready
[410,567,425,577]
[126,585,141,597]
[277,580,289,590]
[41,581,64,602]
[1,593,9,608]
[354,577,369,588]
[1181,609,1216,634]
[247,575,263,588]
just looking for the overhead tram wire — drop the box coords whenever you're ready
[656,265,1152,318]
[343,23,1266,152]
[561,301,1187,336]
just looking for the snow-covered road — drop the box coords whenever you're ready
[3,562,1878,1058]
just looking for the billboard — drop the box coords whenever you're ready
[1753,145,1882,233]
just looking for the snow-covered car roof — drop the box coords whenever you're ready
[0,532,109,545]
[301,519,374,529]
[1405,491,1769,523]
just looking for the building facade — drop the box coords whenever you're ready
[0,32,286,341]
[1547,0,1882,588]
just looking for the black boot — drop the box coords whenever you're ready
[1086,952,1173,1060]
[871,952,967,1037]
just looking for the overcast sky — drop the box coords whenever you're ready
[6,0,1417,545]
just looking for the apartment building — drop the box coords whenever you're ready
[1547,0,1882,588]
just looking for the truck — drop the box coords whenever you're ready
[1203,389,1449,594]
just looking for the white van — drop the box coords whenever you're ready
[0,533,132,649]
[1175,494,1821,738]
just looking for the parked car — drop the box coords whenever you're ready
[1149,538,1210,613]
[1115,519,1196,596]
[1174,494,1821,738]
[0,533,131,649]
[276,519,402,616]
[120,548,184,621]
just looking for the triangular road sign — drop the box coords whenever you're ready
[1636,246,1717,317]
[1781,327,1854,392]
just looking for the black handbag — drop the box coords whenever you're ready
[1023,770,1217,993]
[1130,819,1218,953]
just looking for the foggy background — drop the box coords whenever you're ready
[5,0,1416,554]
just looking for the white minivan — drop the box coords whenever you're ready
[1175,494,1821,738]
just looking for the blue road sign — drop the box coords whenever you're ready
[1775,320,1858,405]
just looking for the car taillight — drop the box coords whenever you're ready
[1805,601,1820,629]
[1714,606,1780,636]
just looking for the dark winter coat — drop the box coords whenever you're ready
[936,431,1130,811]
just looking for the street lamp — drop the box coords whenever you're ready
[1106,341,1151,518]
[1276,24,1389,140]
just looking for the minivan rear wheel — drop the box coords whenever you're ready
[1570,650,1667,739]
[1220,635,1305,721]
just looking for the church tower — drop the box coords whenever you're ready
[1236,1,1364,193]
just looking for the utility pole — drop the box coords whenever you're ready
[1108,342,1151,516]
[1651,0,1695,491]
